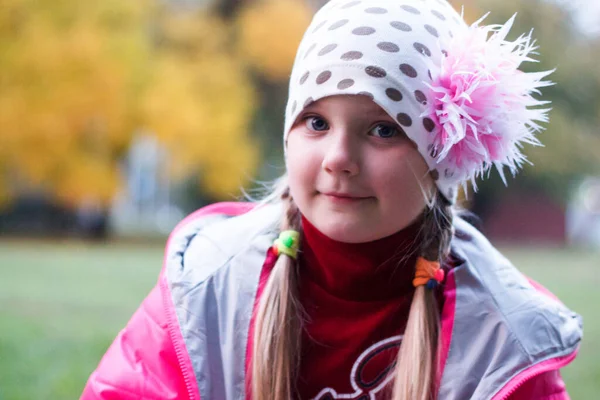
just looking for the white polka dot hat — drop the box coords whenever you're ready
[283,0,553,203]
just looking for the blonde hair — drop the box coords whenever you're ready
[251,176,454,400]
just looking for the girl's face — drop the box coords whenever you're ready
[286,95,434,243]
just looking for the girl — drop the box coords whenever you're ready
[82,0,582,399]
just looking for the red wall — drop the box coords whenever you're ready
[480,193,566,245]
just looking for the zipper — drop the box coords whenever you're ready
[493,350,579,400]
[161,276,200,400]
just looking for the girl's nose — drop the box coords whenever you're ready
[321,131,360,177]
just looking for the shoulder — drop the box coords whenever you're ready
[440,217,582,399]
[450,217,582,348]
[163,201,281,287]
[154,202,281,399]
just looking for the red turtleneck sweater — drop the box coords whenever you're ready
[297,216,429,400]
[293,216,567,400]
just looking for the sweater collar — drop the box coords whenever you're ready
[299,215,422,302]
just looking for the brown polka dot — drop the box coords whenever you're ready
[385,88,403,101]
[390,21,412,31]
[358,91,374,100]
[423,117,435,132]
[304,43,316,59]
[304,97,314,108]
[318,44,338,56]
[365,66,387,78]
[316,71,332,84]
[353,26,375,35]
[329,19,349,30]
[340,51,363,61]
[432,10,446,20]
[424,24,439,37]
[341,0,361,9]
[365,7,387,14]
[430,169,440,180]
[444,168,454,178]
[442,49,449,57]
[399,64,418,78]
[428,70,432,80]
[377,42,399,53]
[341,51,363,61]
[312,20,327,33]
[291,101,297,114]
[413,42,431,57]
[299,72,309,85]
[396,113,413,127]
[400,5,420,14]
[337,79,354,89]
[415,90,427,105]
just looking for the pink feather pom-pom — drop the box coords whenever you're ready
[425,14,554,189]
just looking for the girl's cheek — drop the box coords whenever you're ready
[287,133,318,162]
[286,138,310,177]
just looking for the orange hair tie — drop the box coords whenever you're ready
[413,257,445,289]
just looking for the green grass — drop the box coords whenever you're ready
[0,241,597,399]
[0,241,163,400]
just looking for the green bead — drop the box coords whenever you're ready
[282,234,294,248]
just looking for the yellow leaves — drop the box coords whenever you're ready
[0,0,143,207]
[157,8,229,56]
[140,12,258,198]
[54,154,121,208]
[236,0,312,81]
[1,1,265,206]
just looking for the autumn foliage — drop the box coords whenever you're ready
[0,0,311,208]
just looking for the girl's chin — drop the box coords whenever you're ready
[312,218,386,244]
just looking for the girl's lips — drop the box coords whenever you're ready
[321,192,373,203]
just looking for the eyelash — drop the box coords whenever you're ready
[305,116,329,131]
[303,115,400,139]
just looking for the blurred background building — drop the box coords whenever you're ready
[1,0,600,246]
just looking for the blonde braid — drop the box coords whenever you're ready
[392,192,454,400]
[251,189,303,400]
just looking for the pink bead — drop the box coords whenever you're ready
[435,269,445,282]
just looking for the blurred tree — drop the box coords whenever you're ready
[234,0,312,181]
[236,0,312,82]
[141,9,259,199]
[0,0,259,208]
[0,0,151,208]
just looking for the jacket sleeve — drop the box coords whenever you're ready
[508,370,569,400]
[80,276,194,400]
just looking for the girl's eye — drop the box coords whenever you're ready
[305,116,329,131]
[370,124,399,138]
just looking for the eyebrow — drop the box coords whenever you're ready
[301,101,395,122]
[305,104,390,116]
[365,108,392,118]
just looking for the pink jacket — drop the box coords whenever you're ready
[81,202,581,399]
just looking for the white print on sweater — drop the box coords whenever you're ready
[312,335,403,400]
